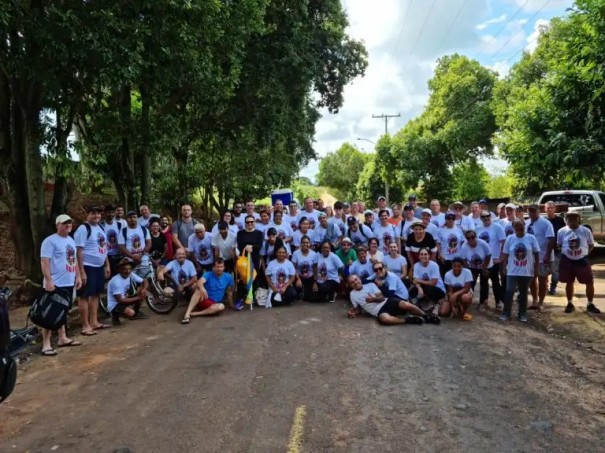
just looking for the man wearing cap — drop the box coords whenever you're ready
[526,204,555,312]
[420,209,440,237]
[39,215,83,355]
[335,237,357,276]
[314,211,342,249]
[118,210,152,272]
[187,223,214,276]
[499,203,517,236]
[363,210,376,232]
[479,199,497,220]
[106,258,149,325]
[476,210,506,309]
[437,212,466,275]
[211,221,238,273]
[544,201,565,295]
[408,194,423,218]
[74,206,111,335]
[429,199,445,227]
[398,204,418,244]
[345,216,374,248]
[449,201,475,231]
[375,196,393,217]
[138,204,158,229]
[557,212,600,314]
[101,204,125,276]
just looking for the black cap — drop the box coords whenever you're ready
[218,220,229,230]
[267,227,277,236]
[126,210,137,217]
[104,204,116,211]
[403,204,413,211]
[347,216,357,225]
[86,205,103,213]
[408,194,417,200]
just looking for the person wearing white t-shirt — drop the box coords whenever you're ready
[297,196,320,230]
[347,276,425,325]
[430,199,446,227]
[244,201,261,222]
[476,211,506,310]
[498,203,517,236]
[187,224,214,274]
[137,204,158,228]
[39,214,83,356]
[420,209,440,238]
[106,258,149,324]
[373,210,398,254]
[270,210,294,254]
[557,212,600,314]
[232,202,246,231]
[437,212,466,275]
[525,204,555,312]
[410,248,447,318]
[101,204,125,276]
[444,257,474,321]
[118,211,152,269]
[500,219,540,322]
[74,205,111,335]
[157,248,198,309]
[211,221,238,273]
[265,246,298,306]
[460,231,492,308]
[449,201,475,231]
[467,202,483,229]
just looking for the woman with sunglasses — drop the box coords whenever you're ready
[292,235,319,301]
[443,257,474,320]
[460,229,493,310]
[410,248,447,317]
[265,246,298,306]
[437,211,466,276]
[316,240,344,302]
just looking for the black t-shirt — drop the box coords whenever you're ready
[547,216,566,236]
[150,233,167,258]
[405,232,437,254]
[237,229,265,268]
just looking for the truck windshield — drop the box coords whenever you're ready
[541,193,596,207]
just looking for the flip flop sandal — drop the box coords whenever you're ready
[58,340,82,348]
[528,304,539,310]
[463,313,473,321]
[181,317,190,325]
[93,323,111,330]
[41,349,58,356]
[80,330,97,336]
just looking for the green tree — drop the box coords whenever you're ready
[355,154,404,204]
[317,143,369,199]
[451,160,490,201]
[486,172,514,199]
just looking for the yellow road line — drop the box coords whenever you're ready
[287,405,307,453]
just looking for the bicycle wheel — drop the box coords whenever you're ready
[99,293,111,314]
[146,274,179,314]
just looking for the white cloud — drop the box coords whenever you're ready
[525,18,550,52]
[508,0,571,12]
[476,14,508,30]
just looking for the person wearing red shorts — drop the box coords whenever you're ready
[557,212,600,314]
[181,258,235,324]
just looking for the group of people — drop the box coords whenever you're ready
[36,194,599,355]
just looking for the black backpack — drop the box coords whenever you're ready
[28,288,72,331]
[0,288,16,403]
[70,222,106,240]
[122,225,148,243]
[347,225,369,240]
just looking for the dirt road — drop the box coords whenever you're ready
[1,300,604,453]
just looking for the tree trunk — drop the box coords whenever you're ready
[140,84,152,205]
[49,106,75,223]
[119,85,137,210]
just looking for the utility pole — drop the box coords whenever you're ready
[372,113,400,205]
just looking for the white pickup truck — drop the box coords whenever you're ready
[537,190,605,239]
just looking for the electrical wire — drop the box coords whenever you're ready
[409,0,439,57]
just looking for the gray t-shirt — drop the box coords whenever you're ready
[350,283,387,317]
[171,218,197,248]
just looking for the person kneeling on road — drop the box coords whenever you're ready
[157,248,198,308]
[347,274,425,325]
[181,258,235,324]
[107,258,150,324]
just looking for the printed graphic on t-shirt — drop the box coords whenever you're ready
[97,232,107,254]
[479,231,490,243]
[308,219,316,229]
[567,234,581,257]
[318,262,328,280]
[290,220,298,232]
[505,224,514,236]
[382,232,393,251]
[277,269,287,287]
[513,243,528,266]
[199,245,209,261]
[131,234,142,251]
[470,253,483,268]
[178,269,187,284]
[107,230,118,251]
[421,272,430,281]
[66,244,77,272]
[447,234,459,254]
[300,262,312,278]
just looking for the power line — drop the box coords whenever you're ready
[392,0,414,57]
[437,0,471,52]
[409,0,438,57]
[473,0,530,58]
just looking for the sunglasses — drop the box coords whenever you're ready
[466,235,477,239]
[373,267,384,271]
[245,221,254,224]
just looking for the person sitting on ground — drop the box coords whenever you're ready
[405,220,437,268]
[157,248,198,306]
[349,246,374,283]
[410,248,447,317]
[107,258,150,325]
[187,223,214,276]
[260,228,285,286]
[367,237,384,264]
[383,241,408,280]
[315,240,344,302]
[443,257,474,321]
[345,216,373,248]
[265,246,298,306]
[181,258,235,323]
[347,275,425,325]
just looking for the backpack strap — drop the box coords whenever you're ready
[122,228,128,242]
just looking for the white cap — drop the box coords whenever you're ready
[421,208,432,215]
[505,203,516,209]
[55,214,72,224]
[364,209,374,216]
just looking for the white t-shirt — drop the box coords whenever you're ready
[265,259,296,287]
[525,217,555,261]
[368,250,385,263]
[503,234,540,277]
[373,224,397,254]
[74,223,108,267]
[345,225,374,247]
[330,217,346,236]
[557,226,593,260]
[460,238,493,269]
[383,254,408,278]
[40,234,78,287]
[413,261,446,292]
[424,222,440,238]
[118,225,151,266]
[211,222,239,236]
[101,220,124,256]
[138,215,158,228]
[268,222,293,255]
[107,272,144,312]
[293,229,316,248]
[349,259,374,282]
[350,283,387,317]
[369,271,409,300]
[288,211,300,232]
[233,214,246,231]
[476,222,506,260]
[398,218,416,239]
[437,227,465,260]
[187,233,214,266]
[256,223,272,236]
[431,213,446,227]
[467,214,483,230]
[498,219,515,236]
[291,249,318,279]
[455,216,476,232]
[165,259,197,284]
[211,231,237,260]
[317,253,344,283]
[297,210,320,230]
[444,268,473,292]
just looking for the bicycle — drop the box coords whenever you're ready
[99,254,179,315]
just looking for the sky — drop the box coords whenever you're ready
[302,0,575,181]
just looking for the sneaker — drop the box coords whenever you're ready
[496,302,504,311]
[328,295,336,303]
[564,303,575,314]
[405,315,424,325]
[547,289,556,296]
[132,311,149,320]
[519,315,528,323]
[587,303,601,314]
[423,313,441,325]
[498,314,509,322]
[234,299,244,311]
